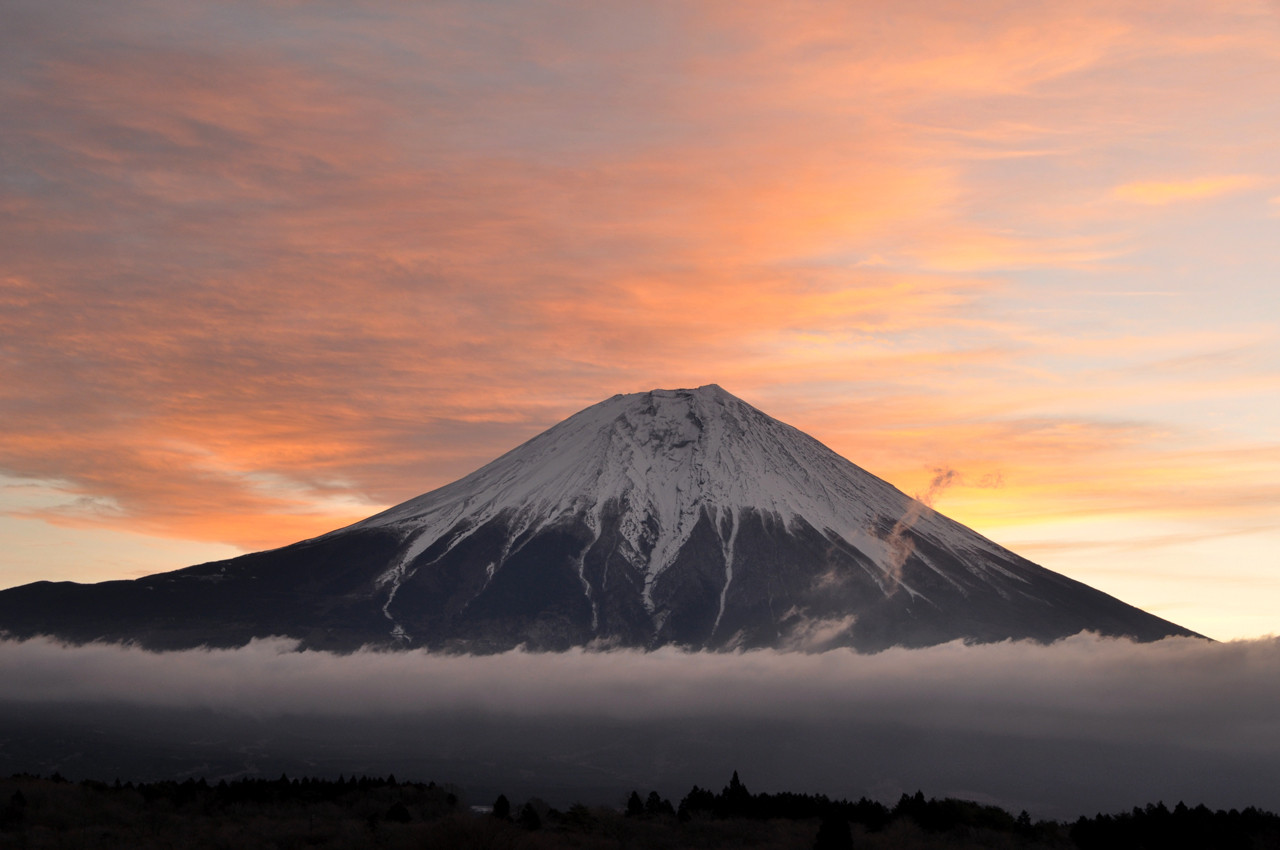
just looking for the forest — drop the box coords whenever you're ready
[3,769,1278,849]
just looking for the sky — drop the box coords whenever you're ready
[1,0,1279,641]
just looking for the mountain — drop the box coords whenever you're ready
[0,385,1200,651]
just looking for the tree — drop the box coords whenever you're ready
[724,770,752,817]
[518,803,542,830]
[626,791,644,817]
[492,794,511,820]
[814,813,854,850]
[1,790,26,830]
[645,791,675,817]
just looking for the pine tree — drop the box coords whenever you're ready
[626,791,644,817]
[724,770,752,817]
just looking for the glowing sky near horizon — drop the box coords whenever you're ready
[2,0,1278,640]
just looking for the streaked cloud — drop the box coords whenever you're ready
[0,0,1277,636]
[1112,175,1263,205]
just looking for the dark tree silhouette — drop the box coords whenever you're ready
[1,790,26,829]
[517,802,542,830]
[492,793,510,820]
[723,770,752,817]
[814,813,854,850]
[626,790,644,817]
[646,790,675,817]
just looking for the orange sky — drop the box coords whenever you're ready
[2,0,1278,640]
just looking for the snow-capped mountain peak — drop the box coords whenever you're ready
[0,386,1201,653]
[356,386,947,621]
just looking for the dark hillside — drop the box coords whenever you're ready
[4,771,1277,850]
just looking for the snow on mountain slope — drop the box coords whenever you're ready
[0,384,1201,652]
[348,385,1014,635]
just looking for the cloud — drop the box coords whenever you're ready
[1,634,1279,817]
[1,634,1277,744]
[1,0,1279,646]
[0,0,999,549]
[1111,175,1262,205]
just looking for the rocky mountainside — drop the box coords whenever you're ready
[0,385,1200,651]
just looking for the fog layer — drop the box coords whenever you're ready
[2,634,1277,818]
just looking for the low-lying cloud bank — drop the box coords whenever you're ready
[5,634,1280,748]
[3,633,1279,817]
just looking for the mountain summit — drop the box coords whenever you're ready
[0,385,1199,651]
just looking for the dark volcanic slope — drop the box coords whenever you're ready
[0,385,1201,651]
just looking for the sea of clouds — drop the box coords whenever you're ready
[3,633,1278,818]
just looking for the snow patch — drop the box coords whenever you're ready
[712,508,740,638]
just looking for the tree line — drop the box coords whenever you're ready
[4,769,1279,849]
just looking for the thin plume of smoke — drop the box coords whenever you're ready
[884,466,958,592]
[882,466,1008,592]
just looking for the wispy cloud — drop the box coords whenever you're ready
[1,0,1278,637]
[1112,175,1262,205]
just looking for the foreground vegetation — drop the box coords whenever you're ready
[2,770,1278,849]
